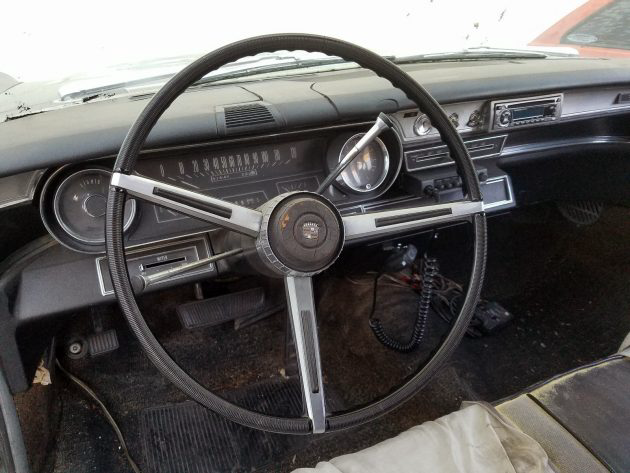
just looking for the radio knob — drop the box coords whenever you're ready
[448,112,460,128]
[497,109,511,127]
[467,110,483,128]
[414,115,433,136]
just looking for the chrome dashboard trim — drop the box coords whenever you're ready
[482,176,514,210]
[404,134,507,172]
[0,170,45,210]
[561,104,630,119]
[95,234,213,296]
[500,135,630,158]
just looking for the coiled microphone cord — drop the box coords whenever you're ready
[369,256,439,353]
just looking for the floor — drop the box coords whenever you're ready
[22,204,630,472]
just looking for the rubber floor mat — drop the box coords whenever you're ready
[140,379,312,473]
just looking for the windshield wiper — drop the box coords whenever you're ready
[60,55,354,101]
[192,56,352,86]
[394,48,550,64]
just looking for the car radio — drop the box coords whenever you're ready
[491,94,562,129]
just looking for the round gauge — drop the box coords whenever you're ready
[337,134,390,193]
[414,115,432,135]
[53,169,136,244]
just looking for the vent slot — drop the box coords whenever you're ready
[224,103,275,129]
[616,92,630,104]
[129,92,156,101]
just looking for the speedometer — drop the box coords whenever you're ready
[53,168,136,244]
[337,134,389,193]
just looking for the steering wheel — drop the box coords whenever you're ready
[105,34,487,435]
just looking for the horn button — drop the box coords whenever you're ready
[267,194,343,273]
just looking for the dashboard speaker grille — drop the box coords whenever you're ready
[224,103,275,129]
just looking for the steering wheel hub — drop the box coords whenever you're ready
[258,192,344,275]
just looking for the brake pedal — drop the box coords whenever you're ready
[177,287,275,329]
[87,329,119,357]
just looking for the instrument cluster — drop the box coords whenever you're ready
[40,127,402,253]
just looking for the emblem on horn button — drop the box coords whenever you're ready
[301,221,320,240]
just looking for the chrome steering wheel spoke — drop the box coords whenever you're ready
[342,200,483,242]
[284,276,327,433]
[111,172,262,237]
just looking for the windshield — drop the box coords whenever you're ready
[1,0,628,86]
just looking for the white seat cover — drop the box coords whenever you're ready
[293,403,555,473]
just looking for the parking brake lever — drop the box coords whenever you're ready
[131,248,243,294]
[316,113,394,194]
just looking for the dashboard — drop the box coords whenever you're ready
[1,56,630,393]
[0,57,628,311]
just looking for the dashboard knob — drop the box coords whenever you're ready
[467,110,483,128]
[497,109,511,127]
[448,113,459,128]
[413,115,432,136]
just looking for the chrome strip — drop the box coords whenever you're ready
[500,135,630,158]
[482,176,515,210]
[95,234,213,296]
[0,170,45,210]
[343,200,483,241]
[284,276,326,434]
[111,172,262,237]
[404,135,507,172]
[562,104,630,119]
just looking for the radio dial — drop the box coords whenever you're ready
[498,109,511,127]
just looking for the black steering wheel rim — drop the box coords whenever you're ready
[106,33,487,434]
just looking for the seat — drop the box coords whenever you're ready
[498,355,630,473]
[294,354,630,473]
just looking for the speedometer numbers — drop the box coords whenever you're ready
[148,142,310,190]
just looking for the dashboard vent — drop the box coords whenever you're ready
[616,92,630,104]
[129,92,156,101]
[224,103,275,129]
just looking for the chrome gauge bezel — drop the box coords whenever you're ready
[413,114,433,136]
[53,169,136,244]
[41,165,138,253]
[337,133,390,193]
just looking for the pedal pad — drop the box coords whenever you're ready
[86,329,119,357]
[557,200,604,226]
[177,287,268,329]
[469,301,513,337]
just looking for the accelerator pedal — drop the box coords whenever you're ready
[177,287,281,330]
[557,201,604,226]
